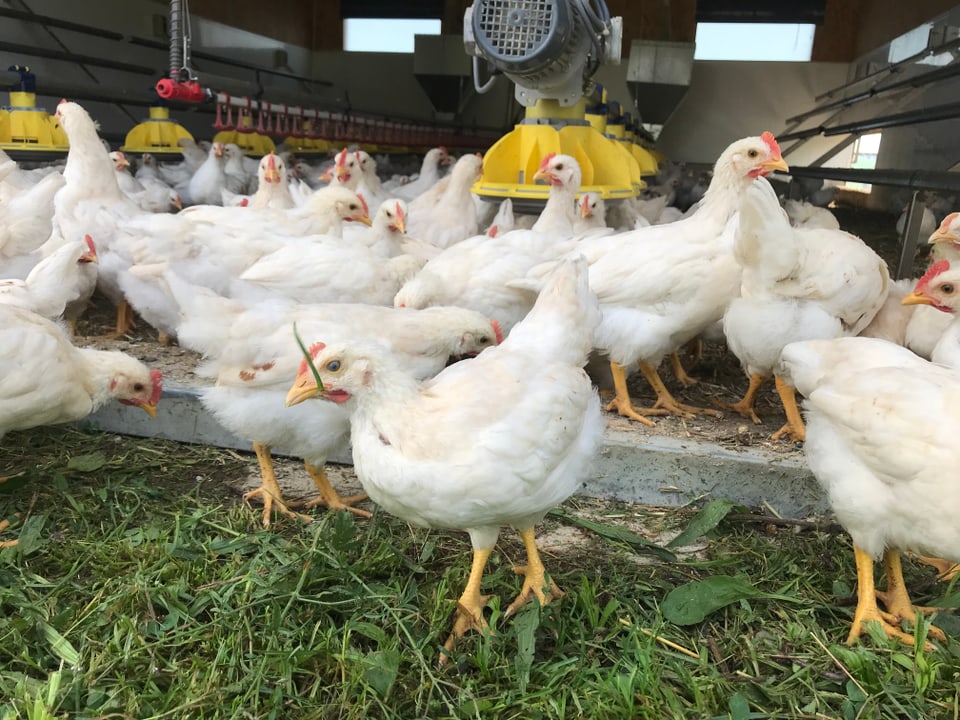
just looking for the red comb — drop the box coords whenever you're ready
[438,146,447,154]
[395,201,404,221]
[539,152,557,172]
[84,234,96,255]
[916,259,951,293]
[761,131,781,157]
[581,195,590,212]
[357,193,369,217]
[239,198,249,207]
[487,224,498,238]
[335,148,347,168]
[297,341,326,376]
[59,98,68,105]
[149,369,163,406]
[491,320,503,345]
[266,153,276,169]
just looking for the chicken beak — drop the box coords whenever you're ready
[138,401,159,418]
[902,291,936,306]
[354,213,373,227]
[214,144,223,158]
[928,229,956,246]
[579,196,592,218]
[395,215,406,234]
[336,168,350,183]
[533,169,552,184]
[172,195,183,210]
[265,168,282,184]
[760,157,790,173]
[285,374,321,407]
[117,156,130,169]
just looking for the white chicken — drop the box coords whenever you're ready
[395,153,585,335]
[222,143,250,195]
[0,236,98,320]
[166,274,502,525]
[575,192,608,232]
[405,153,483,250]
[723,177,889,441]
[0,170,66,270]
[782,198,841,230]
[543,133,789,426]
[390,146,450,201]
[285,256,603,661]
[187,142,227,206]
[221,153,294,209]
[901,259,960,368]
[780,335,960,647]
[343,198,409,258]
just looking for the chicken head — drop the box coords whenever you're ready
[112,366,163,417]
[903,259,958,312]
[929,212,960,251]
[534,153,581,189]
[722,132,789,181]
[286,341,370,407]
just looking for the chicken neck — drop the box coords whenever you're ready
[302,462,371,518]
[242,442,311,527]
[504,527,564,618]
[531,180,577,236]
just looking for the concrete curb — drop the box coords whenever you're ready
[80,383,827,518]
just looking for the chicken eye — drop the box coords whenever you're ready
[942,283,955,294]
[326,360,341,372]
[348,204,357,211]
[133,383,144,391]
[747,149,759,158]
[556,163,564,170]
[478,336,489,344]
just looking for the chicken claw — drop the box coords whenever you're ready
[605,362,656,426]
[847,548,942,649]
[728,373,766,424]
[638,362,722,419]
[244,442,312,527]
[504,527,564,618]
[909,553,960,582]
[670,352,699,388]
[770,376,806,442]
[303,463,372,518]
[440,547,493,666]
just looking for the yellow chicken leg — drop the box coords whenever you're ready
[847,547,935,648]
[729,374,766,424]
[441,546,493,665]
[670,352,699,388]
[770,376,806,442]
[505,527,564,618]
[874,550,947,642]
[638,361,722,418]
[683,337,704,372]
[242,442,312,527]
[303,463,372,518]
[604,361,656,426]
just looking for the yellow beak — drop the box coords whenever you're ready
[533,168,551,183]
[761,157,790,173]
[928,230,956,245]
[285,374,321,407]
[139,402,158,418]
[902,291,935,306]
[354,214,373,227]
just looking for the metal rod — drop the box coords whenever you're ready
[897,191,927,280]
[786,166,960,193]
[814,35,960,102]
[778,101,960,142]
[0,6,333,87]
[0,40,155,75]
[789,61,960,125]
[169,0,182,79]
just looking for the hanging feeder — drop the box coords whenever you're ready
[0,65,69,153]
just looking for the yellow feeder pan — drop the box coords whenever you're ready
[121,105,193,154]
[214,113,276,156]
[0,90,68,151]
[284,119,330,153]
[603,121,645,192]
[473,98,640,208]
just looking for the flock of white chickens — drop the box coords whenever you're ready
[2,99,960,658]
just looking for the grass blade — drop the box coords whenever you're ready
[293,322,324,391]
[548,508,675,562]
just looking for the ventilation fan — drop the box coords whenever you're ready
[464,0,650,208]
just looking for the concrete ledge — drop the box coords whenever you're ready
[80,383,826,518]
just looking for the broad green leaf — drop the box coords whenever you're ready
[667,499,736,548]
[363,649,399,697]
[548,508,675,561]
[662,575,802,625]
[66,453,107,473]
[513,605,539,694]
[729,691,751,720]
[41,623,79,666]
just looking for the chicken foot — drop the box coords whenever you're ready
[604,362,656,426]
[100,299,136,340]
[910,553,960,582]
[670,352,699,388]
[0,515,20,549]
[847,547,940,648]
[770,376,806,442]
[638,362,722,418]
[505,526,564,618]
[441,546,493,666]
[303,463,372,518]
[728,374,766,424]
[874,550,946,642]
[243,442,312,527]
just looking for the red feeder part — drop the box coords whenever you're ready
[155,78,206,103]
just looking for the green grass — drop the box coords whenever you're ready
[1,427,960,719]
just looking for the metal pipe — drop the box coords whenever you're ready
[778,101,960,142]
[0,6,333,87]
[788,61,960,125]
[0,40,155,75]
[786,166,960,193]
[897,191,928,279]
[814,35,960,102]
[169,0,182,79]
